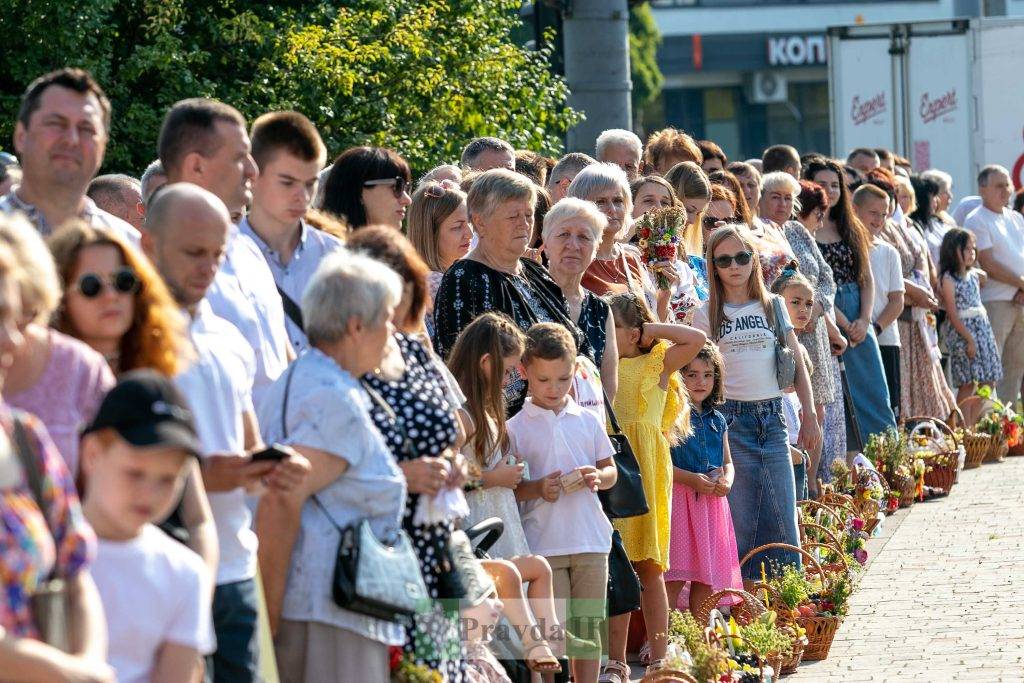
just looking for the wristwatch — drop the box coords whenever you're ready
[872,322,882,335]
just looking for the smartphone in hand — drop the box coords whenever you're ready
[250,444,290,463]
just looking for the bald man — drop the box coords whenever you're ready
[144,182,308,683]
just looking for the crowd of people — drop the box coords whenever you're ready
[1,66,1022,683]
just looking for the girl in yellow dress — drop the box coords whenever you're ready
[603,292,705,679]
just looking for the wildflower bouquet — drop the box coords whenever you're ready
[635,206,686,289]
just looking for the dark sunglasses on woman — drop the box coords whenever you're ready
[77,269,140,298]
[712,251,753,269]
[363,176,409,199]
[703,215,735,230]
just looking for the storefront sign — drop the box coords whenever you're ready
[768,35,826,67]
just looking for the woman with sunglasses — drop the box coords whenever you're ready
[0,217,113,476]
[48,221,188,378]
[692,225,820,587]
[48,221,219,583]
[319,146,413,229]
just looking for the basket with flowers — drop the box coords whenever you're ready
[974,387,1019,463]
[390,648,442,683]
[864,428,916,510]
[904,416,960,495]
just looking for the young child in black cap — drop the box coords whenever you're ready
[80,369,214,683]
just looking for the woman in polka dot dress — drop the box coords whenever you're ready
[364,332,468,681]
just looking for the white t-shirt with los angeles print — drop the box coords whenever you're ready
[692,297,793,402]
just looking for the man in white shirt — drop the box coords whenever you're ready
[855,184,906,421]
[81,371,215,683]
[964,165,1024,405]
[157,98,292,405]
[0,68,139,245]
[87,173,144,230]
[143,183,309,682]
[243,111,343,353]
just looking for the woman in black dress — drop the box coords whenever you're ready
[542,197,619,402]
[434,169,589,414]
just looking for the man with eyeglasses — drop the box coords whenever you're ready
[156,98,292,406]
[0,68,140,245]
[241,111,343,353]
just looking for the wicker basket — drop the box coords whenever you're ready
[739,543,841,663]
[1009,441,1024,456]
[984,435,1008,463]
[640,669,699,683]
[905,416,959,494]
[798,499,850,533]
[961,431,991,468]
[887,471,917,508]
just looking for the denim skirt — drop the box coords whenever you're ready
[723,397,800,580]
[834,282,897,440]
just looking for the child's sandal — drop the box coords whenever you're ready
[598,659,631,683]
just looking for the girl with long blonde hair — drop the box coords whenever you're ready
[692,225,820,589]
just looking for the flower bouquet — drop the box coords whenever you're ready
[390,647,442,683]
[635,206,686,290]
[864,429,916,509]
[975,386,1019,461]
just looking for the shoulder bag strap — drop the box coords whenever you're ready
[771,295,787,346]
[620,247,638,296]
[277,286,305,333]
[11,416,58,579]
[280,362,299,439]
[601,387,624,436]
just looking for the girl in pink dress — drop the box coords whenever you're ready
[665,341,744,616]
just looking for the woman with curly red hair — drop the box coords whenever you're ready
[48,220,189,377]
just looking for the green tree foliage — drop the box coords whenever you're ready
[0,0,582,175]
[629,3,664,117]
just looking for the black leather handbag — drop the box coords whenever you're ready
[606,530,642,617]
[598,390,649,519]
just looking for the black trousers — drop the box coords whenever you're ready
[879,345,902,423]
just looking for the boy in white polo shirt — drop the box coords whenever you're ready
[81,370,215,683]
[509,323,617,683]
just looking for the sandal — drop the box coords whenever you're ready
[523,640,562,674]
[598,659,631,683]
[645,659,666,676]
[638,640,652,666]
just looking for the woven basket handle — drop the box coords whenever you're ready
[803,541,850,573]
[905,415,960,448]
[799,521,843,553]
[738,542,828,588]
[695,588,765,626]
[798,499,847,530]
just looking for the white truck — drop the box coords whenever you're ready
[827,17,1024,196]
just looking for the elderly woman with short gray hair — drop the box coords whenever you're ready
[256,251,411,683]
[434,168,588,413]
[569,163,668,319]
[543,197,619,400]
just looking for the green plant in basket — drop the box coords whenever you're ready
[829,459,853,493]
[864,428,908,477]
[667,610,729,682]
[975,386,1022,446]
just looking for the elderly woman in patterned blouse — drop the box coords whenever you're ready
[434,169,588,414]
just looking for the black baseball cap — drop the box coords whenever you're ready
[83,369,201,459]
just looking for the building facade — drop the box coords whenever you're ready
[647,0,1024,160]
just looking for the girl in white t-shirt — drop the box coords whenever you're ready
[692,225,820,587]
[771,267,817,499]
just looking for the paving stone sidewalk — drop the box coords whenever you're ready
[792,456,1024,682]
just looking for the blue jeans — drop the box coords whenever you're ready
[835,282,897,440]
[207,578,260,683]
[793,452,809,502]
[723,398,800,581]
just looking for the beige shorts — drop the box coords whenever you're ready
[546,552,608,650]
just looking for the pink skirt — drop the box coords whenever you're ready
[665,483,744,591]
